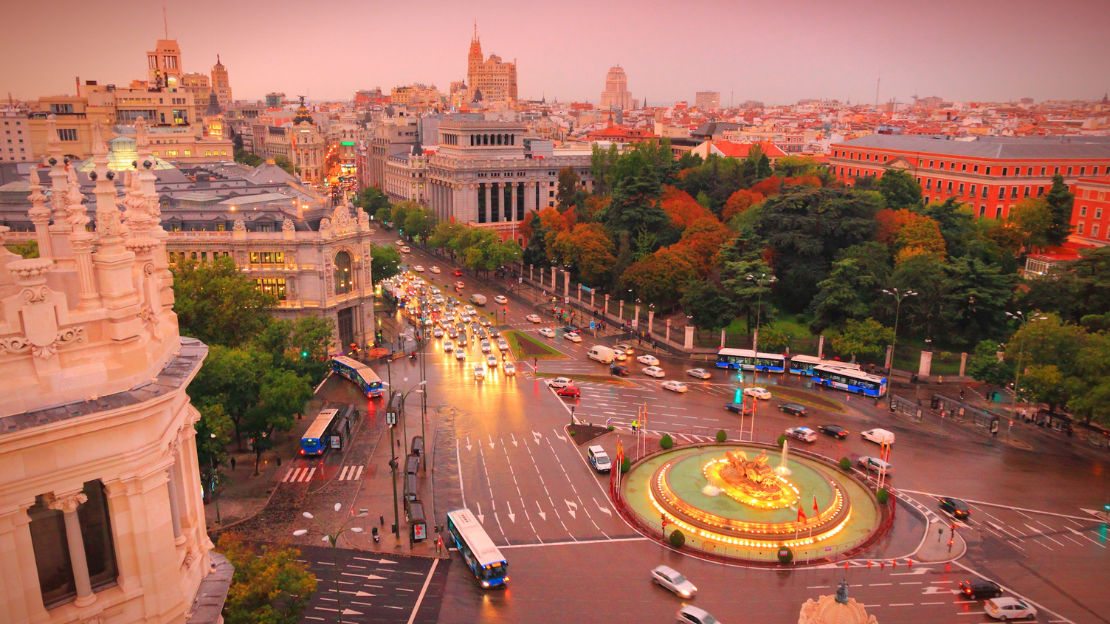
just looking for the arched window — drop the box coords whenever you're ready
[334,251,353,295]
[496,134,502,145]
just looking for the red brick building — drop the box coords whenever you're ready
[828,135,1110,221]
[584,125,659,144]
[1072,175,1110,246]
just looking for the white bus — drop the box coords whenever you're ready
[788,355,861,376]
[446,508,508,588]
[716,348,786,373]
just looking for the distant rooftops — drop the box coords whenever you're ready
[836,134,1110,160]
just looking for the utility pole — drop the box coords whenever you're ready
[388,405,399,537]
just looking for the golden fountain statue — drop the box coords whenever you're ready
[704,449,799,509]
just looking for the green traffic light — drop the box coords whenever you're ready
[301,350,309,358]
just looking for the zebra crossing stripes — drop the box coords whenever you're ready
[337,465,364,481]
[283,467,317,483]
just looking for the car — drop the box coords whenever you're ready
[614,343,633,354]
[454,349,466,360]
[457,334,468,347]
[432,327,444,338]
[560,325,578,333]
[413,265,425,272]
[785,426,817,443]
[642,366,666,378]
[556,385,581,398]
[394,240,405,246]
[526,314,542,323]
[430,266,441,274]
[938,497,971,520]
[636,354,659,366]
[563,332,582,343]
[401,246,411,254]
[858,456,893,476]
[651,565,697,598]
[676,605,718,624]
[480,339,492,353]
[446,327,458,338]
[588,445,612,473]
[817,424,849,439]
[503,361,516,375]
[486,354,498,368]
[779,403,807,416]
[494,295,508,304]
[661,380,688,393]
[743,387,772,400]
[984,597,1036,620]
[861,428,895,445]
[610,364,630,376]
[459,313,470,323]
[546,377,573,389]
[477,328,489,339]
[959,579,1003,600]
[479,317,492,327]
[453,268,463,276]
[687,368,712,380]
[496,338,509,349]
[442,340,454,352]
[464,305,477,314]
[724,403,745,413]
[614,351,627,361]
[538,327,556,338]
[455,281,466,289]
[473,364,486,380]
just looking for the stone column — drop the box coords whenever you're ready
[720,328,726,348]
[50,492,96,607]
[563,272,570,299]
[551,266,556,291]
[885,345,893,368]
[484,184,492,224]
[604,294,610,316]
[529,264,534,281]
[590,290,595,309]
[959,352,968,377]
[65,178,101,311]
[0,501,49,623]
[648,310,655,334]
[509,182,517,222]
[665,319,671,342]
[618,300,624,320]
[165,464,185,545]
[685,326,695,350]
[919,351,933,377]
[633,305,641,329]
[818,335,825,359]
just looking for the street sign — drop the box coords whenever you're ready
[590,321,596,329]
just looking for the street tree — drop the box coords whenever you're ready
[403,206,437,241]
[876,169,923,210]
[369,244,402,283]
[722,189,764,220]
[1043,174,1075,246]
[1018,364,1066,414]
[556,167,587,210]
[829,318,893,362]
[967,339,1013,397]
[173,257,276,348]
[194,403,232,496]
[1008,198,1054,252]
[943,255,1015,344]
[619,247,698,308]
[681,279,735,333]
[242,368,313,475]
[218,533,316,624]
[357,186,391,220]
[189,346,269,449]
[757,325,793,353]
[721,256,776,336]
[809,242,891,334]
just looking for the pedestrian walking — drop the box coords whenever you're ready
[230,456,236,470]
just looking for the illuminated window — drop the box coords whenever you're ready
[256,278,287,300]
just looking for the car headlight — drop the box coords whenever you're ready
[481,581,489,588]
[680,591,690,597]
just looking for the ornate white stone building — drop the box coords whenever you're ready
[0,117,230,623]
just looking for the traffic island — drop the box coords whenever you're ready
[615,443,889,566]
[566,423,610,445]
[503,329,566,360]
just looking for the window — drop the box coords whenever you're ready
[970,184,977,197]
[1078,223,1084,234]
[974,165,979,173]
[1097,208,1103,219]
[959,183,965,195]
[1041,167,1046,176]
[1026,167,1032,176]
[929,160,934,168]
[50,103,74,114]
[1011,187,1018,199]
[1094,224,1100,238]
[1054,166,1060,174]
[1067,167,1073,176]
[1080,206,1087,217]
[249,251,285,264]
[986,167,992,175]
[979,205,986,217]
[1038,186,1045,196]
[57,128,78,141]
[1002,167,1008,176]
[334,251,353,295]
[1024,186,1030,197]
[996,207,1003,219]
[947,181,953,192]
[998,187,1006,199]
[1094,166,1100,175]
[257,278,287,300]
[962,164,967,172]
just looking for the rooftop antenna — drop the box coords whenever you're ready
[163,6,168,39]
[875,71,881,108]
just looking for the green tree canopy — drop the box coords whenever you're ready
[829,318,894,362]
[1043,174,1075,246]
[681,279,735,332]
[556,167,586,210]
[369,244,402,283]
[876,169,923,210]
[809,242,891,334]
[967,339,1012,390]
[357,186,391,220]
[173,257,277,348]
[219,534,316,624]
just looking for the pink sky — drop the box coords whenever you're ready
[1,0,1107,105]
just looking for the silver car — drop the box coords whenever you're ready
[651,565,697,598]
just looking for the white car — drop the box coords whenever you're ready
[614,343,633,355]
[486,354,498,368]
[743,387,772,400]
[563,332,582,343]
[546,377,573,389]
[526,314,542,323]
[861,428,895,445]
[614,351,627,361]
[442,340,454,352]
[661,380,688,393]
[413,265,425,272]
[494,295,508,304]
[454,349,466,361]
[636,354,659,366]
[642,366,665,378]
[496,338,510,351]
[464,305,477,315]
[503,361,516,375]
[785,426,817,443]
[985,597,1036,620]
[401,246,411,254]
[481,339,492,353]
[432,327,444,338]
[676,606,718,624]
[394,240,404,246]
[651,565,697,598]
[538,327,556,338]
[473,364,486,380]
[687,368,712,380]
[430,266,441,273]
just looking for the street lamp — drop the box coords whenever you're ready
[293,503,367,624]
[1005,311,1047,418]
[882,288,917,407]
[746,274,776,353]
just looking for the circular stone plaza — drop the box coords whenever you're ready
[619,444,887,564]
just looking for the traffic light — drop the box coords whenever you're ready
[301,350,309,358]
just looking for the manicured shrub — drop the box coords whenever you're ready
[877,488,890,504]
[777,434,787,448]
[607,425,615,431]
[716,430,727,443]
[839,457,852,471]
[621,457,631,474]
[669,529,685,548]
[660,434,674,449]
[777,545,794,564]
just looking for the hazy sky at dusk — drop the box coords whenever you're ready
[2,0,1108,106]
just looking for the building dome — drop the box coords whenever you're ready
[798,581,879,624]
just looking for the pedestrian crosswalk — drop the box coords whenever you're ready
[283,467,317,483]
[337,464,364,481]
[281,464,365,483]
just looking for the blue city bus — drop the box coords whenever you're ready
[811,364,887,398]
[446,509,508,589]
[788,355,861,376]
[331,356,384,398]
[716,348,786,373]
[300,408,339,456]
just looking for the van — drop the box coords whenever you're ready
[858,456,893,476]
[588,445,612,473]
[469,294,487,306]
[587,345,616,364]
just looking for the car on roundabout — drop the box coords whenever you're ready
[480,339,491,353]
[432,327,444,338]
[861,428,895,445]
[546,377,573,389]
[959,579,1002,600]
[614,343,633,355]
[676,605,718,624]
[538,327,556,338]
[784,426,817,443]
[637,354,659,366]
[743,387,772,400]
[642,366,665,378]
[401,246,411,254]
[817,424,849,439]
[556,385,581,398]
[526,314,542,323]
[779,403,807,416]
[563,332,582,343]
[479,317,492,327]
[453,268,464,276]
[661,380,688,393]
[938,497,971,520]
[984,597,1036,620]
[686,368,711,379]
[442,340,454,352]
[724,402,745,413]
[651,565,697,598]
[394,240,405,246]
[455,281,466,289]
[494,295,508,304]
[430,266,441,273]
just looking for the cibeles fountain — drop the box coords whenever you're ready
[619,441,887,564]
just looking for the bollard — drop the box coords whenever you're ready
[844,562,849,571]
[892,559,897,567]
[867,560,872,568]
[907,558,913,567]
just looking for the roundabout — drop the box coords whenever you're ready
[620,443,887,564]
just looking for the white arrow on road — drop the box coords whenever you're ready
[554,428,566,441]
[342,609,363,616]
[489,435,496,450]
[353,557,398,565]
[506,501,516,523]
[511,432,519,447]
[341,572,388,580]
[475,501,485,524]
[594,497,612,516]
[533,430,543,444]
[890,567,932,576]
[921,586,961,595]
[536,501,546,521]
[466,436,472,452]
[565,500,577,519]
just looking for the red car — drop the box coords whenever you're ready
[453,268,464,276]
[556,385,581,398]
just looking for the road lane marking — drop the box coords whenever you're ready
[498,536,649,549]
[405,559,439,624]
[1068,526,1107,548]
[339,466,350,480]
[1025,523,1066,547]
[304,467,316,481]
[354,465,363,480]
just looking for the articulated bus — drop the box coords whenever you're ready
[300,408,339,456]
[811,364,887,398]
[716,348,786,373]
[331,356,384,398]
[446,508,508,589]
[787,355,862,376]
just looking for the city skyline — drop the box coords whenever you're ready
[1,0,1108,106]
